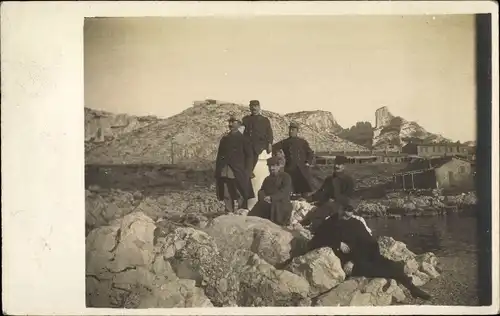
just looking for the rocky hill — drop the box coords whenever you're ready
[372,106,451,151]
[284,110,344,134]
[85,100,368,165]
[85,108,159,152]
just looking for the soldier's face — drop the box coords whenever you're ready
[269,164,280,175]
[229,121,239,130]
[333,164,345,174]
[289,128,298,137]
[250,105,260,114]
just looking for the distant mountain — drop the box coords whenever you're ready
[85,100,368,165]
[284,110,344,135]
[337,121,375,149]
[371,106,451,151]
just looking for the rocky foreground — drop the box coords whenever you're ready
[86,188,446,308]
[86,187,477,235]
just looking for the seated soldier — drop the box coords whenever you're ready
[300,155,356,232]
[308,205,432,300]
[248,156,293,226]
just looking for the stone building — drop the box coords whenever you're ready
[401,143,469,158]
[392,156,473,191]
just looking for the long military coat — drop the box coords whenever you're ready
[242,114,274,156]
[248,171,293,226]
[273,136,315,193]
[215,131,255,201]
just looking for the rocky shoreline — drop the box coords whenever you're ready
[86,210,442,308]
[86,187,477,233]
[85,187,477,308]
[354,191,477,219]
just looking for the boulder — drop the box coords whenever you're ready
[378,236,440,285]
[238,254,311,306]
[137,279,214,308]
[203,215,309,266]
[134,197,164,222]
[290,200,315,224]
[355,201,387,217]
[85,212,212,308]
[162,226,311,307]
[285,247,345,297]
[161,226,249,307]
[315,277,406,307]
[315,278,361,306]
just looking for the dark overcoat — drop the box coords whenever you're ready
[308,216,407,280]
[215,131,255,201]
[310,172,355,207]
[242,114,274,156]
[248,171,293,226]
[273,136,315,193]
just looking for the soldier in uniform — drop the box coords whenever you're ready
[272,122,315,197]
[300,155,358,231]
[242,100,274,174]
[215,115,255,212]
[248,156,293,226]
[307,206,432,300]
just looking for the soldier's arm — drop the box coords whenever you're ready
[214,138,224,177]
[270,173,293,202]
[308,176,330,204]
[242,116,250,136]
[242,136,254,173]
[265,117,274,147]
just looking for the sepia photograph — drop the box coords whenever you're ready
[82,13,493,309]
[2,1,496,315]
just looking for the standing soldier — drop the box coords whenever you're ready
[273,122,315,198]
[215,115,255,212]
[242,100,274,175]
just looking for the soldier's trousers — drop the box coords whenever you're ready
[221,178,245,212]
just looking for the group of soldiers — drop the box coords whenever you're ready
[214,100,432,301]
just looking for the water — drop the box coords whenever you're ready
[366,213,478,258]
[366,213,480,305]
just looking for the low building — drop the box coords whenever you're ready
[392,156,474,191]
[315,151,374,165]
[402,143,469,158]
[315,150,412,165]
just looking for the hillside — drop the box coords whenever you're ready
[85,100,368,165]
[284,110,343,135]
[372,106,451,151]
[85,108,159,152]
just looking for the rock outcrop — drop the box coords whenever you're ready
[85,101,368,165]
[284,110,344,134]
[86,204,443,308]
[85,212,214,308]
[378,236,441,286]
[372,106,451,151]
[85,108,158,152]
[285,247,346,297]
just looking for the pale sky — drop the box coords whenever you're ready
[84,15,476,142]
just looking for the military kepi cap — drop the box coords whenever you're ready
[228,114,241,123]
[249,100,260,106]
[267,156,281,166]
[289,121,300,129]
